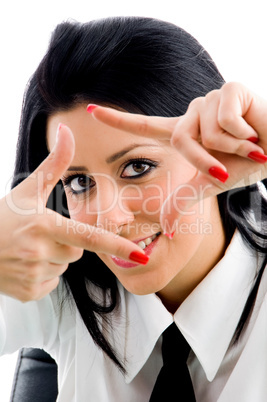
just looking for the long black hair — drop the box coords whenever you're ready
[12,16,267,371]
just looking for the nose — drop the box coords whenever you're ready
[95,178,136,234]
[96,202,135,235]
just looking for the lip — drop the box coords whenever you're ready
[110,233,161,268]
[132,233,158,245]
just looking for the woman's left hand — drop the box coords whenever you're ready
[88,82,267,233]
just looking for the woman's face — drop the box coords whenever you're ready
[47,105,225,305]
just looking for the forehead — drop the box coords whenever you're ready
[46,104,163,155]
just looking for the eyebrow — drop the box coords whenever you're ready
[106,143,159,164]
[67,166,88,172]
[67,143,160,171]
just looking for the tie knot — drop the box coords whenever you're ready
[162,323,191,365]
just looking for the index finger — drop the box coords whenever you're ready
[87,104,177,139]
[51,214,149,265]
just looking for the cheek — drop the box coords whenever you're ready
[118,182,170,218]
[140,163,197,217]
[66,196,97,226]
[140,186,164,217]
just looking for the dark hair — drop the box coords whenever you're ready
[12,16,267,371]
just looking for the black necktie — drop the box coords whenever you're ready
[149,322,196,401]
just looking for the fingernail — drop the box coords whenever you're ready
[164,231,175,239]
[247,137,259,144]
[208,166,229,183]
[129,251,149,265]
[248,151,267,163]
[56,123,65,143]
[87,104,98,113]
[58,123,66,130]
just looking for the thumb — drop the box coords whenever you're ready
[24,124,75,202]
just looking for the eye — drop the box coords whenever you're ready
[62,174,94,194]
[121,159,157,178]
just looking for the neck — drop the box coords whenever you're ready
[157,203,227,314]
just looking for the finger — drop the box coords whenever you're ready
[21,124,75,203]
[200,92,265,158]
[21,276,60,302]
[19,242,83,266]
[171,104,229,179]
[88,104,177,140]
[1,266,61,302]
[160,152,267,234]
[50,214,149,264]
[37,277,60,300]
[218,82,258,140]
[48,244,84,265]
[19,260,69,284]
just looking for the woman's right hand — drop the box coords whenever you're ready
[0,125,147,302]
[88,83,267,234]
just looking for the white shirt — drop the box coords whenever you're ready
[0,231,267,401]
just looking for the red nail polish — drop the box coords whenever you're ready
[56,123,66,143]
[164,231,175,239]
[129,251,149,265]
[247,137,259,144]
[58,123,66,131]
[248,151,267,163]
[87,104,98,113]
[208,167,229,183]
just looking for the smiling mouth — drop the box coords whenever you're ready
[110,231,161,268]
[134,232,161,250]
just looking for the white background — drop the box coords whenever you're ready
[0,0,267,399]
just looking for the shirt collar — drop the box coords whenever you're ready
[117,287,173,384]
[174,231,258,381]
[115,231,258,383]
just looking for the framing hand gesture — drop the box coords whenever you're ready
[89,82,267,233]
[0,125,148,302]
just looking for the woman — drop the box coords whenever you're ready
[2,16,267,401]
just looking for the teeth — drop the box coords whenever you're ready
[145,237,152,246]
[138,241,146,250]
[137,233,160,249]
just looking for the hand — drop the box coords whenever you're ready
[0,125,147,302]
[88,82,267,233]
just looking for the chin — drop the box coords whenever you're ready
[121,278,165,296]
